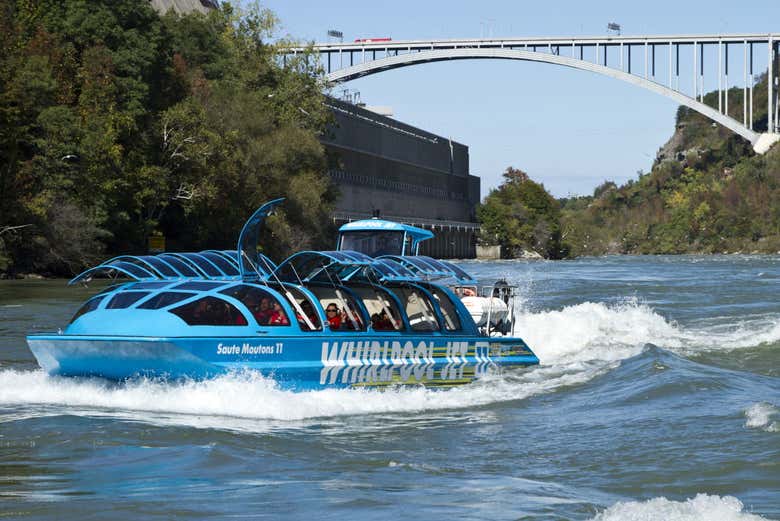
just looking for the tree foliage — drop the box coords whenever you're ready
[560,77,780,257]
[477,167,565,259]
[0,0,335,276]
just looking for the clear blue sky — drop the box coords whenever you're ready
[257,0,780,198]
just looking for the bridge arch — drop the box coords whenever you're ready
[325,48,760,145]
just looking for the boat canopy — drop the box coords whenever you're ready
[71,250,475,286]
[237,198,285,280]
[369,258,418,281]
[68,200,475,288]
[339,219,433,240]
[338,219,434,256]
[272,250,374,283]
[68,250,249,285]
[377,255,478,285]
[271,250,474,285]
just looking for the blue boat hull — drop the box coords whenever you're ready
[27,334,539,390]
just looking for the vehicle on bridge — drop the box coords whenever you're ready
[354,37,392,43]
[26,200,538,390]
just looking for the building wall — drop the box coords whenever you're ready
[322,98,480,258]
[323,99,478,222]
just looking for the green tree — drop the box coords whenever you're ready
[0,0,336,275]
[478,167,565,259]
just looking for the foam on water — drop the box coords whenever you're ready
[590,494,770,521]
[0,363,603,429]
[515,299,676,364]
[514,298,780,365]
[744,402,779,433]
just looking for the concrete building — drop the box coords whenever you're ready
[322,98,480,258]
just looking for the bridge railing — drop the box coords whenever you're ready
[283,34,780,149]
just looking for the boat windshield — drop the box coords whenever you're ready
[388,286,440,332]
[349,286,403,331]
[265,284,322,331]
[69,295,106,324]
[307,285,366,331]
[220,285,292,327]
[169,296,248,326]
[339,231,404,257]
[427,287,462,331]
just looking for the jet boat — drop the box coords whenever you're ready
[26,199,538,389]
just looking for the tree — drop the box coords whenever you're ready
[477,167,565,259]
[0,0,336,275]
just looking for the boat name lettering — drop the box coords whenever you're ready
[217,342,283,355]
[321,340,435,364]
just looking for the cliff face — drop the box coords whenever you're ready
[149,0,218,15]
[559,78,780,256]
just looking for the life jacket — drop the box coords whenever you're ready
[269,310,289,325]
[327,314,342,329]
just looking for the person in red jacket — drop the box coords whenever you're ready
[325,304,342,329]
[268,301,289,326]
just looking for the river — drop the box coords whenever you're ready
[1,255,778,520]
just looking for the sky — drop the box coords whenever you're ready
[257,0,780,198]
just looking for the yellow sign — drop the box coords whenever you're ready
[148,235,166,253]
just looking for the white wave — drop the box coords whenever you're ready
[591,494,770,521]
[744,403,779,433]
[729,320,780,348]
[0,364,602,430]
[514,299,676,364]
[513,299,780,365]
[683,317,780,351]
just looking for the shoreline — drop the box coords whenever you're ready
[4,251,780,280]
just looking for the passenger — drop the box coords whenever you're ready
[268,301,289,326]
[255,297,272,325]
[228,303,247,325]
[243,294,261,323]
[341,302,362,330]
[192,299,211,324]
[325,304,342,329]
[372,309,395,331]
[216,302,230,324]
[297,300,318,330]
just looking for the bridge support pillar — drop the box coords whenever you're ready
[753,133,780,154]
[769,38,775,134]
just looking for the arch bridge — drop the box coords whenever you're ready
[287,34,780,153]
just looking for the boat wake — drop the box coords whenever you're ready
[515,298,780,365]
[0,361,604,430]
[744,402,779,433]
[590,493,770,521]
[2,298,777,428]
